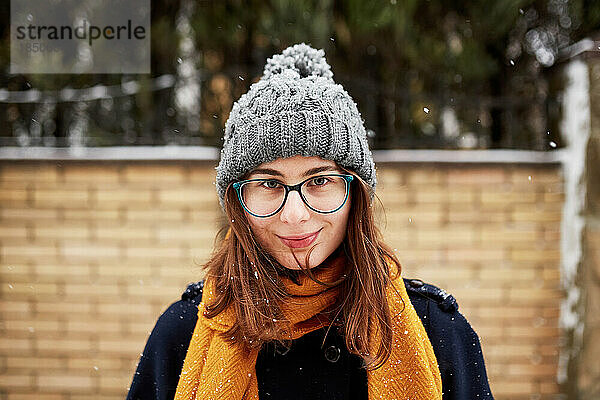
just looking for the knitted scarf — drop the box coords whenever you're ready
[174,252,442,399]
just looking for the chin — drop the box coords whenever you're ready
[277,246,326,270]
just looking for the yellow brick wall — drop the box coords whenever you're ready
[377,164,563,399]
[0,161,563,399]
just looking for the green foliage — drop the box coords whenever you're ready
[570,0,600,42]
[1,0,598,149]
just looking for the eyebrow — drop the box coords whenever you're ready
[249,165,340,178]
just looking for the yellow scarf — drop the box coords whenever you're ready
[174,252,442,399]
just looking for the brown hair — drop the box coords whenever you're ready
[202,165,404,369]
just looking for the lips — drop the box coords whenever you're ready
[277,229,321,249]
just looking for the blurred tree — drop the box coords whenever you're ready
[0,0,598,149]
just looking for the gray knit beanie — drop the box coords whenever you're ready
[215,43,377,211]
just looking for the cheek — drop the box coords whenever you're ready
[246,217,274,246]
[329,204,351,238]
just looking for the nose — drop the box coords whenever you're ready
[279,190,310,224]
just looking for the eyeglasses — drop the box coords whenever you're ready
[232,174,354,218]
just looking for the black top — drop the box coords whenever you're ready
[126,278,494,400]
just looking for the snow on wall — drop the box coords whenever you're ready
[557,58,591,384]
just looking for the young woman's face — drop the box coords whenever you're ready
[243,155,351,270]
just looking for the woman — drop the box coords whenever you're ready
[127,43,494,400]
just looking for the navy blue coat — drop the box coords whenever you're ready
[126,278,494,400]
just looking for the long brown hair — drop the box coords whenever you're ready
[202,165,404,369]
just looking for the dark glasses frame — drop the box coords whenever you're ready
[232,173,354,218]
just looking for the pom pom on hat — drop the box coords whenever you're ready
[262,42,334,81]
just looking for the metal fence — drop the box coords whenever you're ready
[0,68,562,151]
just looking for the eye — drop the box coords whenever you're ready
[310,176,331,186]
[260,180,281,189]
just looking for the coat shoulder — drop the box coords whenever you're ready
[402,278,459,313]
[402,278,495,399]
[181,280,205,304]
[126,287,201,400]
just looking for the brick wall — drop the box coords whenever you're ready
[0,161,564,399]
